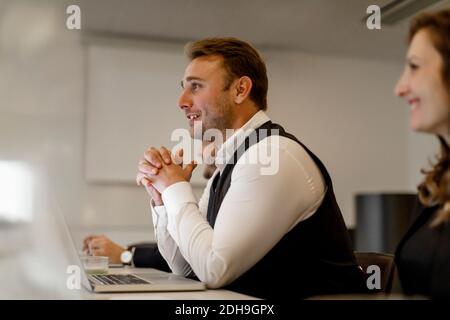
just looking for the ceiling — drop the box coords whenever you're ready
[78,0,450,61]
[0,0,448,61]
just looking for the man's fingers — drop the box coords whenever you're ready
[83,240,91,251]
[90,248,105,257]
[138,156,148,166]
[142,147,168,168]
[146,183,160,198]
[83,235,99,250]
[159,146,172,165]
[139,177,160,198]
[138,163,159,175]
[143,147,163,168]
[136,172,154,186]
[142,179,163,205]
[184,161,197,179]
[136,172,144,186]
[88,239,102,249]
[136,157,147,186]
[83,235,93,248]
[142,177,152,192]
[174,148,184,166]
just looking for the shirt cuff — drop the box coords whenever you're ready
[151,205,167,228]
[161,181,197,217]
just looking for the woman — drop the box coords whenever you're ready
[394,9,450,299]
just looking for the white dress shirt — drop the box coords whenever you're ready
[151,110,326,288]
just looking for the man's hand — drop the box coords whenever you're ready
[136,173,164,206]
[82,235,125,264]
[136,147,173,206]
[137,146,196,195]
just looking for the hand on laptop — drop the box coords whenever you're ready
[82,235,125,264]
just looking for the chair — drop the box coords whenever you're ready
[354,251,396,294]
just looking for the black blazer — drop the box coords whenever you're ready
[395,199,450,299]
[128,242,171,272]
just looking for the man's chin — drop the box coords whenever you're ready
[189,128,202,140]
[189,121,204,140]
[190,123,207,140]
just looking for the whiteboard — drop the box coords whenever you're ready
[85,40,206,186]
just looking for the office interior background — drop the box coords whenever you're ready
[0,0,448,298]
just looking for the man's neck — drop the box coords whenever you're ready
[229,103,260,132]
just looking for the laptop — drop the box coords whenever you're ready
[50,198,206,293]
[86,271,205,293]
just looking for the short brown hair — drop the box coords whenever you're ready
[184,37,268,110]
[409,9,450,226]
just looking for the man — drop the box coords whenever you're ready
[136,37,366,299]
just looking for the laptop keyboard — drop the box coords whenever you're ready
[90,274,150,286]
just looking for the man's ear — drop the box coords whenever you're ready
[233,76,252,104]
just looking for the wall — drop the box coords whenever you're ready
[0,2,85,228]
[407,131,440,190]
[1,3,431,249]
[265,50,411,226]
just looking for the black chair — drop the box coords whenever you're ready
[354,251,396,294]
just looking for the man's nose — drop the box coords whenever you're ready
[178,89,192,110]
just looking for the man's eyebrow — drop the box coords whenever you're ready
[181,76,205,87]
[407,54,421,62]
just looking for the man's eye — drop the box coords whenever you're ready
[191,83,201,91]
[408,62,419,71]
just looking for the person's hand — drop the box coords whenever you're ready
[137,173,164,206]
[136,147,173,206]
[137,147,197,196]
[82,235,125,264]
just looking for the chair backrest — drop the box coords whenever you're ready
[354,251,396,294]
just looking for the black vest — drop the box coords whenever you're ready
[205,121,367,299]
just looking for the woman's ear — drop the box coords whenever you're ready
[234,76,253,104]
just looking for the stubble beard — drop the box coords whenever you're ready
[199,94,234,142]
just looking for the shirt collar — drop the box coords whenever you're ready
[214,110,271,173]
